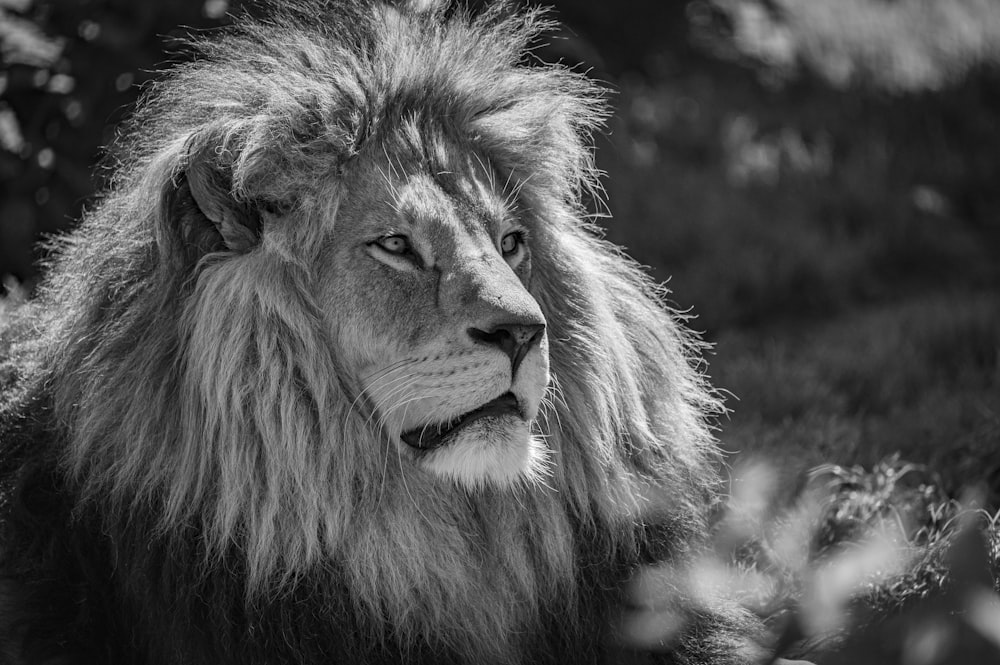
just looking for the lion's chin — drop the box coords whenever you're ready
[414,417,549,490]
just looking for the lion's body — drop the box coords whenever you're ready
[0,2,759,663]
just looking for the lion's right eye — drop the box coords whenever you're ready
[368,234,424,269]
[373,235,411,256]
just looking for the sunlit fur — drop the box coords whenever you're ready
[0,1,757,663]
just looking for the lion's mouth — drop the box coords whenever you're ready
[401,392,522,450]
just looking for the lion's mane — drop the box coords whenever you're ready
[0,2,756,663]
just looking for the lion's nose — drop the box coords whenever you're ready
[467,322,545,376]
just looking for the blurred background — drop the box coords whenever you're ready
[1,0,999,660]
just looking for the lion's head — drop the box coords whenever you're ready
[0,1,751,662]
[323,145,552,488]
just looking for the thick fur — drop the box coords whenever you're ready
[0,2,761,663]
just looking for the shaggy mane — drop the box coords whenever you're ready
[0,1,744,663]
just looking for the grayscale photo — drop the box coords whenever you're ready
[0,1,997,663]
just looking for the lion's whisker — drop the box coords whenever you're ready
[393,154,407,184]
[538,396,561,435]
[539,382,566,435]
[369,385,425,512]
[349,369,422,454]
[501,166,515,197]
[472,151,496,192]
[547,374,571,412]
[362,360,420,390]
[374,163,396,195]
[508,173,534,206]
[346,364,408,420]
[366,375,421,436]
[374,434,392,514]
[381,143,399,181]
[341,363,421,446]
[387,394,435,527]
[503,177,526,210]
[372,390,426,516]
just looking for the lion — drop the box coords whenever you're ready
[0,1,763,663]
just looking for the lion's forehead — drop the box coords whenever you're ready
[395,173,452,220]
[395,177,496,250]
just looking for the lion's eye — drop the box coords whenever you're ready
[374,235,411,255]
[500,231,523,257]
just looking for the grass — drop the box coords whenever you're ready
[712,294,1000,491]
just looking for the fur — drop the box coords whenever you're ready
[0,2,762,663]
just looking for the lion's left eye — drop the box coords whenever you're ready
[374,235,411,255]
[500,231,524,257]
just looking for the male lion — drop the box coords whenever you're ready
[0,1,763,663]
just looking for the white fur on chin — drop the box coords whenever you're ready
[418,418,550,490]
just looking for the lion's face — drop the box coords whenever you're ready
[318,145,550,490]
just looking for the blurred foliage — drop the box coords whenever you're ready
[0,0,235,287]
[618,456,1000,663]
[2,1,1000,663]
[691,0,1000,92]
[601,64,1000,335]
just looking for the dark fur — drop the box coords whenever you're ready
[0,1,763,663]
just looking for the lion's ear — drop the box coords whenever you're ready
[183,158,263,254]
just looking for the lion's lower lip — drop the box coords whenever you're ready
[401,392,521,450]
